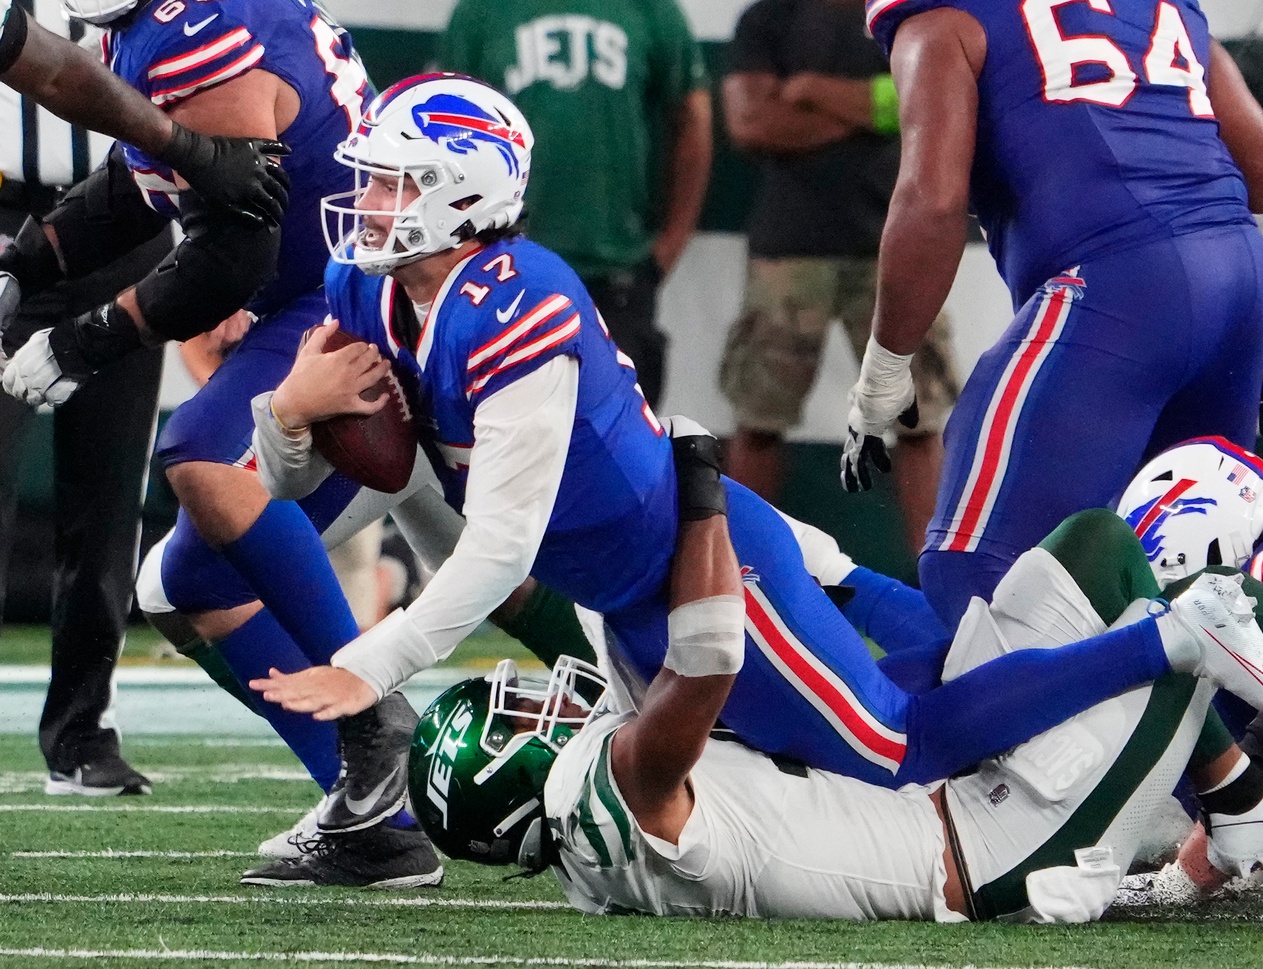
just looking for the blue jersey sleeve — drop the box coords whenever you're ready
[449,243,584,409]
[132,2,263,108]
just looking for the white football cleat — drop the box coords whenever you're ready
[257,799,324,858]
[1206,798,1263,879]
[1167,572,1263,707]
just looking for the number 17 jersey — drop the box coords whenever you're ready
[865,0,1255,307]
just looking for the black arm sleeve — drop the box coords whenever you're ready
[42,145,172,280]
[0,2,29,76]
[133,186,280,342]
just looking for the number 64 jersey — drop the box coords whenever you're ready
[102,0,369,313]
[865,0,1256,308]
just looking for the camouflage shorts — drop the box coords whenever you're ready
[719,255,960,436]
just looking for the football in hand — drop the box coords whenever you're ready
[304,325,416,493]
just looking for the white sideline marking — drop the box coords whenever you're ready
[0,893,567,911]
[0,951,1093,969]
[0,805,303,814]
[12,850,254,859]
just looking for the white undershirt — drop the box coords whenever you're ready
[331,354,580,697]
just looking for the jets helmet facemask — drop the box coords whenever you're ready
[408,656,604,871]
[1118,436,1263,586]
[323,72,533,275]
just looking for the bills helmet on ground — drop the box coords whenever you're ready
[409,657,603,870]
[1118,436,1263,585]
[323,73,533,275]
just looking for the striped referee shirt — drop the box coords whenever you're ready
[0,0,111,190]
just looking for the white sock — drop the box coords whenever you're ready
[1154,608,1201,673]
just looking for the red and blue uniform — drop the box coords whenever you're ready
[867,0,1263,628]
[106,0,374,791]
[328,235,1177,788]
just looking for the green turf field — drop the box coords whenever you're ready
[3,737,1263,969]
[2,631,1263,969]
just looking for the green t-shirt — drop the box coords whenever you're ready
[442,0,707,279]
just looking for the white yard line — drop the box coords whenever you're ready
[0,950,1095,969]
[12,850,254,859]
[0,893,567,910]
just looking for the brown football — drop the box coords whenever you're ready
[305,325,416,493]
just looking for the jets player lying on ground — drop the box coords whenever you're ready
[250,73,1263,797]
[841,436,1263,893]
[410,429,1263,922]
[0,0,440,885]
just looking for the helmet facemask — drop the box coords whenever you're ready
[322,151,470,277]
[409,656,604,869]
[61,0,140,25]
[323,74,532,275]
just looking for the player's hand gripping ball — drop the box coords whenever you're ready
[300,324,416,493]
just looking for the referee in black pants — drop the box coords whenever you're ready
[0,2,167,795]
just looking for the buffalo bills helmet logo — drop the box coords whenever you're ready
[412,94,527,178]
[1124,486,1218,565]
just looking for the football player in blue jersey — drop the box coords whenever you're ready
[0,0,448,888]
[842,0,1263,632]
[249,75,1263,813]
[0,0,287,232]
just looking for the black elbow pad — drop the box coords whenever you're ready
[133,190,280,342]
[0,3,29,76]
[43,147,171,279]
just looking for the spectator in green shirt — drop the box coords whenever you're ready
[442,0,713,407]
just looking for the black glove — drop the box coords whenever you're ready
[155,123,292,227]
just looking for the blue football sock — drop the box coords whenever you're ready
[843,566,951,656]
[386,807,418,830]
[220,500,360,665]
[897,618,1171,785]
[216,608,342,792]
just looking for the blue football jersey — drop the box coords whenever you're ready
[103,0,371,313]
[326,237,678,615]
[866,0,1255,306]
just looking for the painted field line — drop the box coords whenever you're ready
[0,804,303,814]
[0,893,568,911]
[0,950,1095,969]
[12,850,254,859]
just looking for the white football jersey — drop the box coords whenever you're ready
[544,708,948,920]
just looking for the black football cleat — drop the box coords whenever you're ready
[318,691,418,832]
[240,821,443,890]
[45,755,152,796]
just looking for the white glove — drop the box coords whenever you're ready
[840,335,918,492]
[2,327,82,407]
[0,272,20,382]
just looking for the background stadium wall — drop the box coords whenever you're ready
[8,0,1260,618]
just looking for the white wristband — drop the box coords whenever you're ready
[857,334,914,397]
[664,594,746,677]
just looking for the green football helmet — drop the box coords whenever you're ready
[409,656,605,868]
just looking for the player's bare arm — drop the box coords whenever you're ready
[112,68,298,338]
[839,9,982,492]
[1208,40,1263,213]
[724,72,850,155]
[871,9,982,356]
[269,322,390,431]
[0,12,287,226]
[652,88,712,276]
[611,515,743,843]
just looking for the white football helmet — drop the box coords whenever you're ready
[61,0,138,25]
[322,73,533,275]
[1117,436,1263,585]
